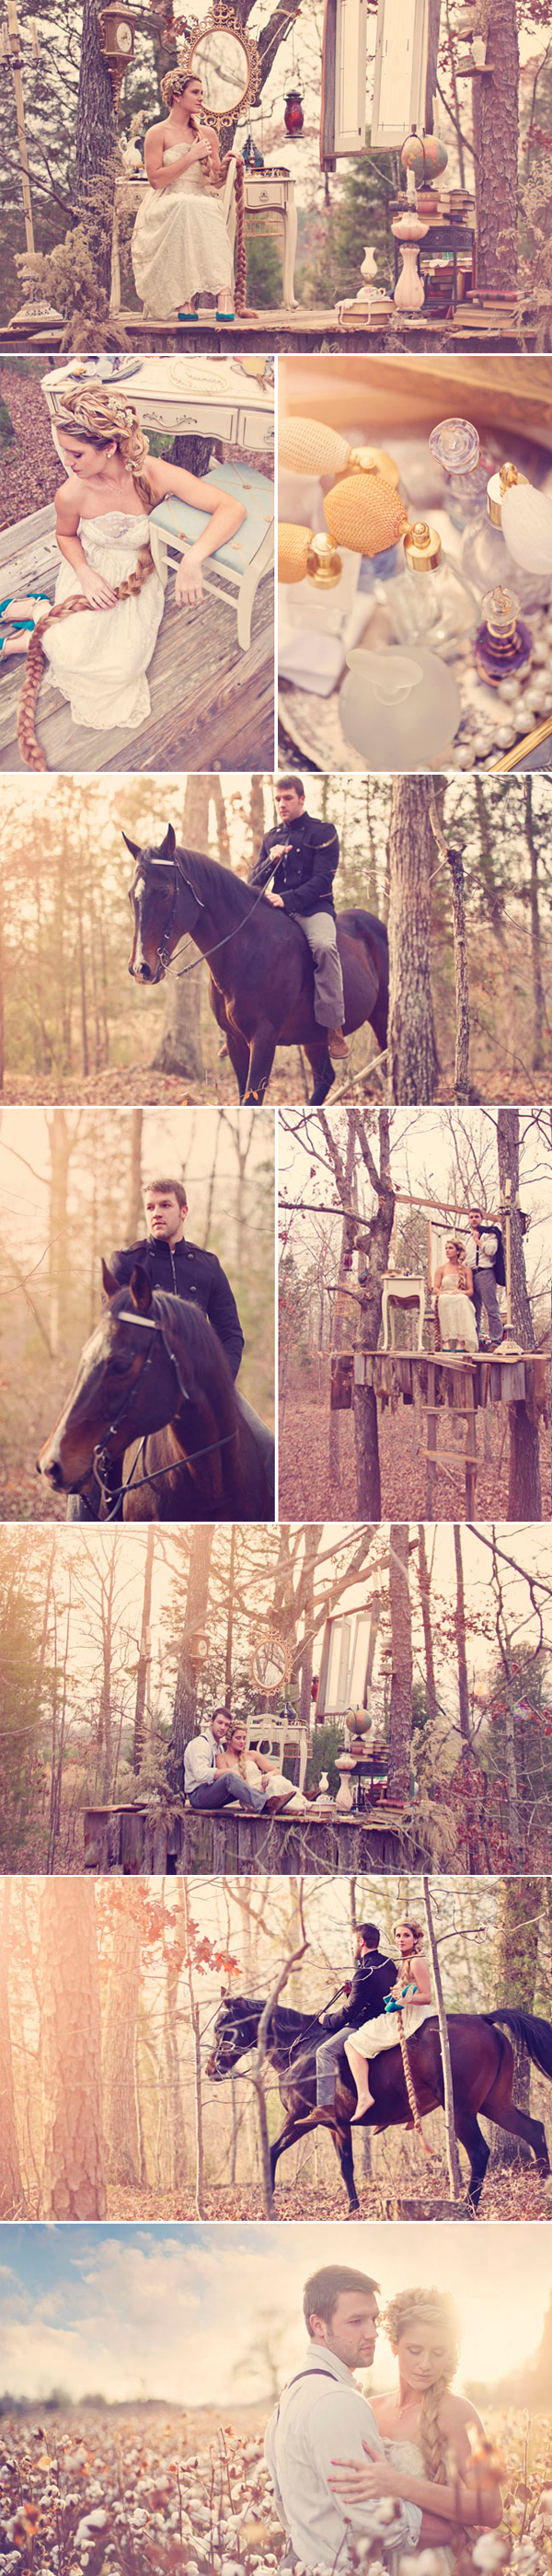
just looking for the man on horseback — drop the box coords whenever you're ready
[316,1923,397,2109]
[66,1175,274,1517]
[250,776,350,1064]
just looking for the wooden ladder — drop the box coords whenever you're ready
[422,1357,478,1518]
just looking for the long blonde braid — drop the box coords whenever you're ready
[17,384,156,774]
[384,2287,460,2488]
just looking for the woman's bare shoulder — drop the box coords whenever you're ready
[438,2392,480,2432]
[55,474,83,515]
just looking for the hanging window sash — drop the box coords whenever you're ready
[371,0,431,147]
[320,0,367,163]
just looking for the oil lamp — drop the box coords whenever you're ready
[283,75,304,135]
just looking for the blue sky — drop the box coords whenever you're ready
[0,2224,549,2407]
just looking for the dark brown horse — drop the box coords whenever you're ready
[125,826,389,1106]
[206,1994,552,2213]
[37,1265,271,1522]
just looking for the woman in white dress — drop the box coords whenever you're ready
[14,381,246,766]
[328,2284,503,2552]
[217,1719,307,1812]
[344,1918,434,2122]
[433,1238,478,1353]
[132,70,238,322]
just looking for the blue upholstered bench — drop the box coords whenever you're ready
[149,456,274,652]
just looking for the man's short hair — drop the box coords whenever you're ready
[210,1706,231,1724]
[358,1923,380,1949]
[144,1177,188,1207]
[276,774,305,799]
[303,2267,379,2336]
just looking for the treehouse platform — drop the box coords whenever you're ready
[330,1347,551,1520]
[0,506,273,775]
[2,309,538,359]
[82,1799,422,1877]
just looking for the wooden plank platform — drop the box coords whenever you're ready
[82,1800,420,1877]
[0,550,274,773]
[1,310,538,358]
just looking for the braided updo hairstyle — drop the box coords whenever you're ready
[17,383,156,774]
[384,2286,460,2488]
[161,65,201,115]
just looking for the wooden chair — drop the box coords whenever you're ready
[246,1712,307,1792]
[148,454,274,652]
[381,1270,426,1353]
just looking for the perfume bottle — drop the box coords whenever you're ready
[429,416,551,611]
[474,586,533,686]
[374,518,477,661]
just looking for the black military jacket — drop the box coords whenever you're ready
[328,1947,398,2034]
[250,811,339,917]
[107,1236,244,1379]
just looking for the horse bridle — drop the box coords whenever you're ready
[133,857,270,982]
[76,1308,236,1518]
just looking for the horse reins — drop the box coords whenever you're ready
[133,858,272,981]
[72,1308,236,1518]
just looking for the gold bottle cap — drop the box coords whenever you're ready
[403,518,443,572]
[487,462,529,526]
[347,445,400,489]
[305,533,342,589]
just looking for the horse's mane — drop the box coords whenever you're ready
[222,1995,328,2041]
[148,1287,238,1417]
[175,847,258,921]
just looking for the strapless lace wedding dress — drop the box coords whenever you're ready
[44,512,165,730]
[132,145,235,316]
[385,2438,456,2573]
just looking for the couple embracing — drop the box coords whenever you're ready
[265,2264,501,2574]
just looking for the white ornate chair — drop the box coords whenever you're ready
[246,1713,307,1792]
[381,1271,426,1354]
[148,454,274,652]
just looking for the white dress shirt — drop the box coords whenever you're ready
[264,2343,421,2572]
[464,1228,499,1271]
[183,1729,219,1795]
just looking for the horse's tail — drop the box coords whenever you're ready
[486,2009,552,2080]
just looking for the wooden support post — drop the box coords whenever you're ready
[6,0,35,253]
[503,1178,512,1341]
[426,1358,437,1518]
[465,1366,477,1515]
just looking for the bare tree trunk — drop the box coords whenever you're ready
[489,1880,541,2168]
[168,1525,215,1785]
[132,1526,155,1774]
[422,1878,462,2201]
[429,794,470,1103]
[497,1110,542,1521]
[75,0,117,291]
[386,779,437,1105]
[39,1881,107,2218]
[251,1907,308,2217]
[353,1109,395,1515]
[182,1882,205,2217]
[126,1109,144,1240]
[473,0,519,291]
[0,1884,28,2214]
[328,1119,357,1505]
[523,780,546,1070]
[102,1898,142,2184]
[151,777,208,1080]
[387,1524,412,1802]
[417,1525,438,1725]
[454,1524,471,1746]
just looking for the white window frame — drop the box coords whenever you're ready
[371,0,429,148]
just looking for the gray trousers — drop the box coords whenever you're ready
[190,1772,267,1814]
[316,2023,351,2105]
[473,1270,503,1347]
[297,912,345,1029]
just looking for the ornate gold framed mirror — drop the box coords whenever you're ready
[173,0,262,126]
